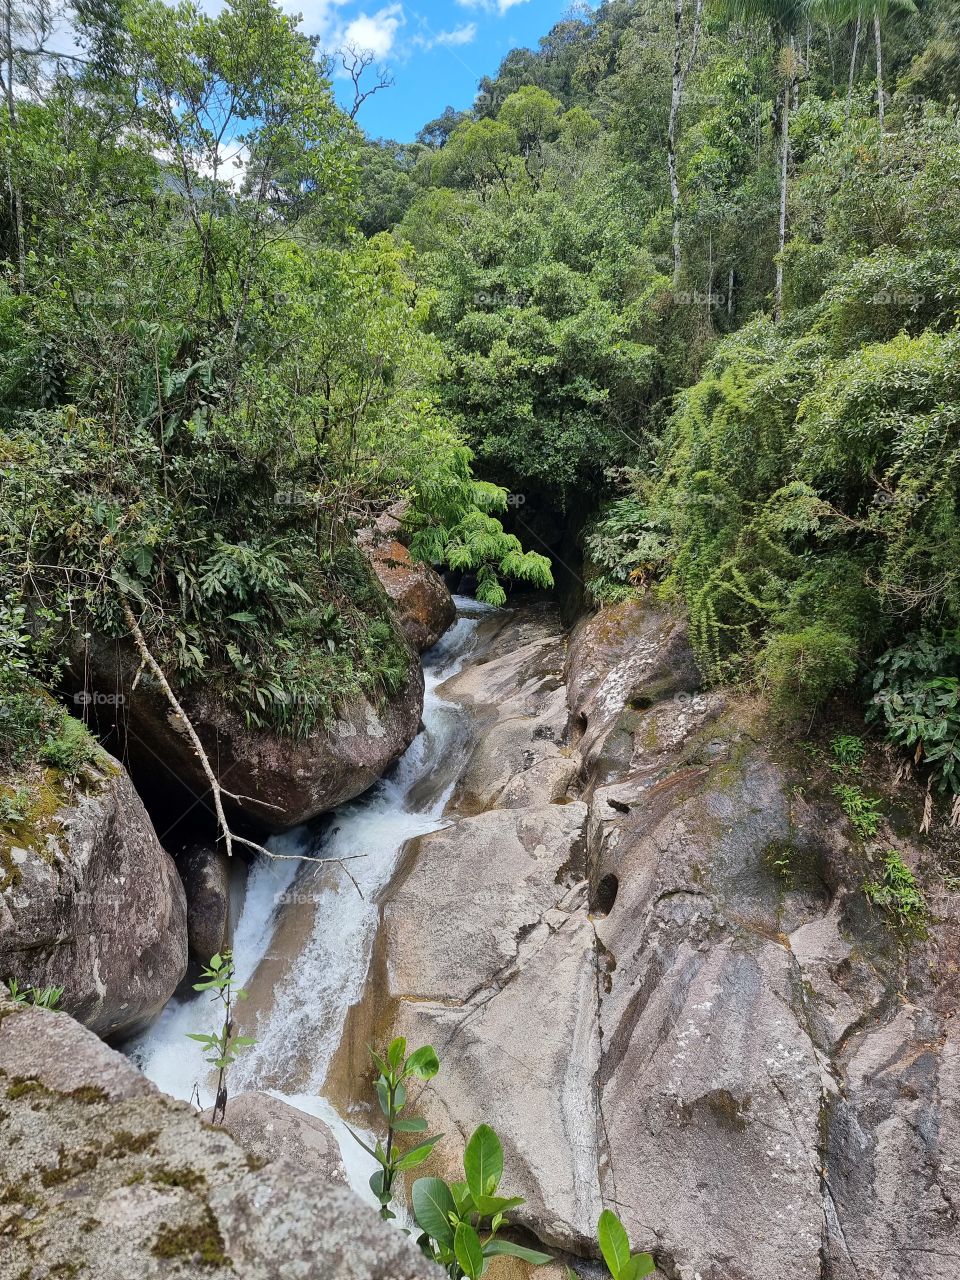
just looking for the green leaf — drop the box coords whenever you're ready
[404,1044,440,1080]
[369,1169,388,1202]
[412,1177,457,1248]
[621,1254,655,1280]
[484,1239,553,1264]
[598,1210,631,1280]
[392,1117,428,1133]
[387,1037,407,1069]
[344,1126,378,1159]
[395,1135,442,1171]
[475,1193,526,1217]
[454,1221,485,1279]
[464,1124,503,1201]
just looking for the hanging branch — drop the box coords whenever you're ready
[120,598,366,896]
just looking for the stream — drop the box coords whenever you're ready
[127,597,501,1207]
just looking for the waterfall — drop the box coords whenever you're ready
[127,598,497,1207]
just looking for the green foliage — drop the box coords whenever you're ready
[187,950,254,1124]
[347,1037,442,1221]
[352,1043,552,1276]
[5,978,64,1009]
[833,783,884,839]
[596,1210,655,1280]
[863,850,928,933]
[830,734,866,772]
[867,632,960,796]
[583,495,669,603]
[758,627,858,714]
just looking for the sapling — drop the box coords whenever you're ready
[348,1037,444,1219]
[186,950,255,1125]
[590,1210,655,1280]
[6,978,63,1010]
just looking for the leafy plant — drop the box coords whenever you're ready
[186,951,255,1126]
[351,1041,551,1275]
[348,1037,443,1221]
[6,978,63,1009]
[833,783,884,839]
[0,786,31,827]
[863,850,928,933]
[594,1210,655,1280]
[830,734,866,772]
[410,1125,552,1277]
[868,632,960,798]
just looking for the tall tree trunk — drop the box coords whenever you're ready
[846,13,862,121]
[2,0,24,290]
[874,13,885,138]
[667,0,704,289]
[775,43,794,323]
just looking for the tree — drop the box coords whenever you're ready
[668,0,705,286]
[720,0,810,318]
[338,43,394,120]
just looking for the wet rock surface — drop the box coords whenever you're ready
[339,596,960,1279]
[360,509,456,654]
[0,989,441,1279]
[179,842,232,963]
[0,757,187,1040]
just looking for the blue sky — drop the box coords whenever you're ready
[294,0,574,142]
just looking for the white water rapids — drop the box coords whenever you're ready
[127,598,496,1206]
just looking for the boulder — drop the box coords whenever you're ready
[359,509,456,653]
[0,755,187,1040]
[65,629,425,834]
[201,1091,348,1185]
[337,594,960,1279]
[0,988,442,1280]
[179,843,232,963]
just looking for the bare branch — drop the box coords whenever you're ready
[338,44,394,120]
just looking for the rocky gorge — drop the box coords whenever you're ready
[2,563,959,1279]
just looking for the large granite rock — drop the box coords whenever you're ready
[333,595,960,1279]
[360,508,456,653]
[201,1091,348,1185]
[65,621,425,834]
[0,989,442,1279]
[0,755,187,1040]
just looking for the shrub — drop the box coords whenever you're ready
[833,783,884,839]
[757,626,858,714]
[867,631,960,798]
[863,851,928,934]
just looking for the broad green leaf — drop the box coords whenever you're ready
[392,1117,428,1133]
[376,1078,391,1118]
[621,1253,655,1280]
[454,1221,485,1279]
[412,1177,457,1248]
[369,1169,387,1202]
[476,1193,525,1218]
[404,1044,440,1080]
[484,1239,553,1264]
[464,1124,503,1201]
[449,1180,476,1216]
[395,1135,442,1171]
[387,1037,407,1069]
[598,1210,631,1280]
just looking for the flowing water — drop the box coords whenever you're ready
[127,598,499,1206]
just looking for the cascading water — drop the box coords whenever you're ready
[128,598,497,1205]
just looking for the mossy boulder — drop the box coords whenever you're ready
[0,754,187,1040]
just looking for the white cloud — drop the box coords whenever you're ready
[341,3,405,58]
[455,0,530,13]
[434,22,477,46]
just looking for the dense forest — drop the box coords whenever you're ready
[2,0,960,841]
[3,1,960,1276]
